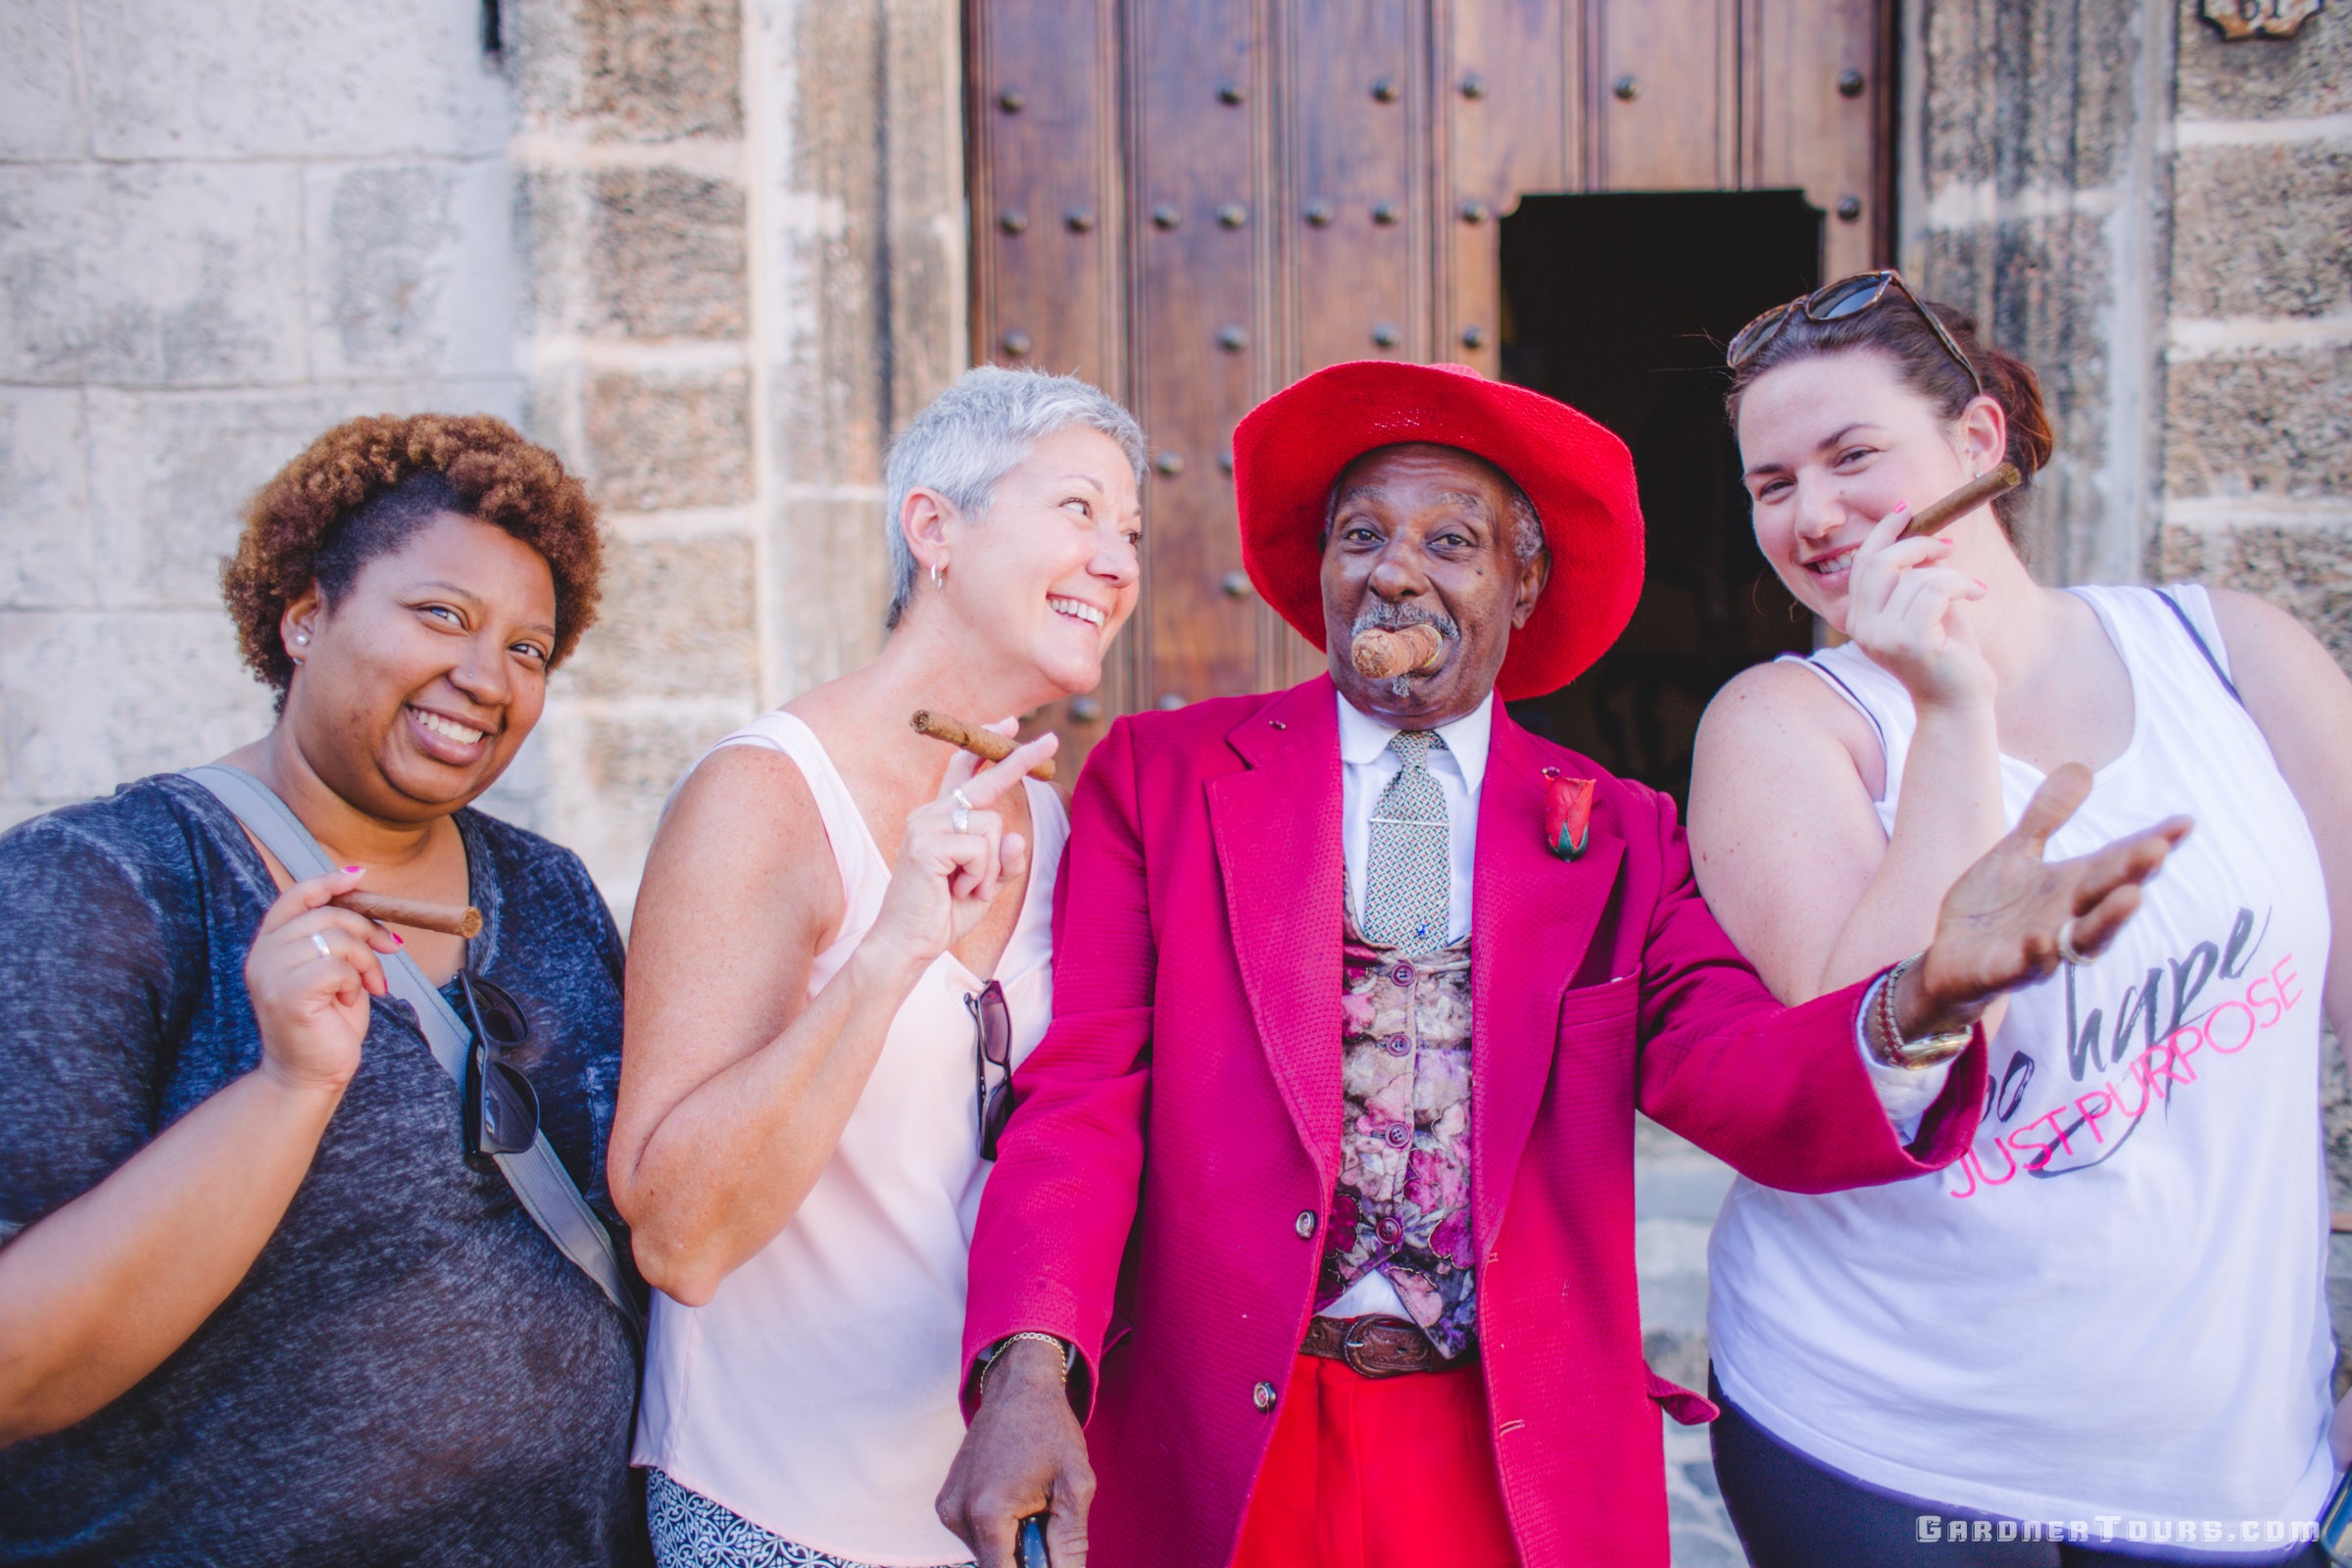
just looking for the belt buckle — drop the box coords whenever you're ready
[1339,1315,1411,1380]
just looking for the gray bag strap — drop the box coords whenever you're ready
[181,763,644,1339]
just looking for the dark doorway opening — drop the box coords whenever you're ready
[1499,191,1824,813]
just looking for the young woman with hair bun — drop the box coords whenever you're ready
[1689,271,2352,1565]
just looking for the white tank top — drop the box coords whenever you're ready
[633,710,1065,1564]
[1708,585,2337,1543]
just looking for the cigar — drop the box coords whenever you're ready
[1350,622,1446,680]
[909,710,1058,782]
[1899,463,2023,540]
[332,892,483,939]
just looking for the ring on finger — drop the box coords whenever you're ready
[951,787,975,835]
[311,931,334,960]
[2055,917,2092,967]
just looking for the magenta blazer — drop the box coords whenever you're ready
[962,676,1985,1566]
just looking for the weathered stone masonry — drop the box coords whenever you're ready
[0,0,963,920]
[0,0,522,832]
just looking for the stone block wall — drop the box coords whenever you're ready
[2154,6,2352,653]
[1896,0,2179,585]
[508,0,963,915]
[1,0,962,923]
[1898,0,2350,612]
[0,0,524,834]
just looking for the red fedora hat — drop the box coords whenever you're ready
[1234,360,1644,702]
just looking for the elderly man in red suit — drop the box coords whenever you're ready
[935,362,2187,1568]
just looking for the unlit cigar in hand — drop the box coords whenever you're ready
[332,892,483,939]
[1350,622,1446,680]
[910,710,1058,781]
[1899,463,2023,540]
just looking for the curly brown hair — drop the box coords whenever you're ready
[221,414,604,694]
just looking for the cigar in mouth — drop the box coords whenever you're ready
[909,710,1058,782]
[331,892,483,939]
[1350,622,1447,680]
[1899,463,2023,541]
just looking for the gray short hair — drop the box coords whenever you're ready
[883,366,1147,630]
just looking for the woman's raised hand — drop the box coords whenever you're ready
[1843,500,1993,710]
[244,867,405,1096]
[870,731,1059,972]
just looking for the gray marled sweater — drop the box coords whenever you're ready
[0,775,648,1566]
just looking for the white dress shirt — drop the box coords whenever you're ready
[1315,689,1949,1321]
[1337,689,1491,945]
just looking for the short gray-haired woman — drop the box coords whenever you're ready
[612,367,1145,1567]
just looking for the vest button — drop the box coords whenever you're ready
[1253,1381,1278,1412]
[1384,1032,1410,1055]
[1376,1215,1403,1244]
[1384,1123,1413,1150]
[1391,961,1415,986]
[1295,1209,1317,1239]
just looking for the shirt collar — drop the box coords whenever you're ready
[1335,689,1494,797]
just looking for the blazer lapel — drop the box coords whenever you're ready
[1471,713,1626,1247]
[1207,678,1347,1180]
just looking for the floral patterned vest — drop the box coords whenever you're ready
[1317,914,1477,1357]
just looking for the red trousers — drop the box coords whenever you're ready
[1229,1352,1521,1568]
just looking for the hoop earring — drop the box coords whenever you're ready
[930,560,946,588]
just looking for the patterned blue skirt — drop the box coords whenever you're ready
[645,1470,976,1568]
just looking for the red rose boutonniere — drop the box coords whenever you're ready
[1542,768,1594,861]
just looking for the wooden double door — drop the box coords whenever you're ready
[967,0,1891,766]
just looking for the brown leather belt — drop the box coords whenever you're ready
[1300,1314,1472,1380]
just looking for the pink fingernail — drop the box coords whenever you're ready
[390,932,405,946]
[1973,577,1988,590]
[343,865,363,874]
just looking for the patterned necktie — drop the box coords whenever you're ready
[1362,730,1449,955]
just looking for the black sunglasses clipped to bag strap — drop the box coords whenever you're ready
[459,970,542,1169]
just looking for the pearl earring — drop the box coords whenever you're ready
[294,633,309,645]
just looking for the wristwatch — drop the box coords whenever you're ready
[1868,954,1974,1069]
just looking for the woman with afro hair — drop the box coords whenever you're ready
[0,414,650,1565]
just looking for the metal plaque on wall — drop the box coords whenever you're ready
[2201,0,2325,38]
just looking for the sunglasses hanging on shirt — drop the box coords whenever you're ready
[968,980,1015,1161]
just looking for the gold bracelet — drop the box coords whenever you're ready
[979,1331,1071,1400]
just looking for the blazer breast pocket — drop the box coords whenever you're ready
[1553,975,1641,1095]
[1555,974,1638,1040]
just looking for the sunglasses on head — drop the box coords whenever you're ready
[1727,269,1984,397]
[967,980,1014,1162]
[460,970,540,1169]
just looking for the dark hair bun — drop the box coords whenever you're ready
[1976,342,2055,478]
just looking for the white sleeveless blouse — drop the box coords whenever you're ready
[1709,586,2338,1543]
[634,710,1065,1564]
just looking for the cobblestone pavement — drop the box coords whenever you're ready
[1635,1121,1747,1564]
[1664,1414,1748,1567]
